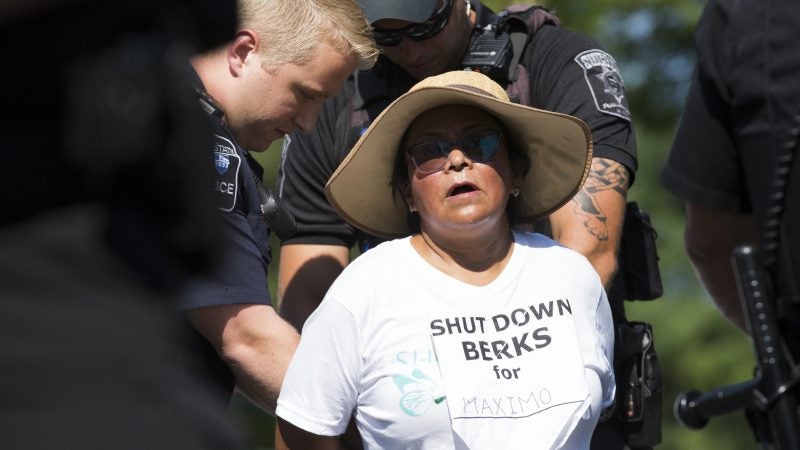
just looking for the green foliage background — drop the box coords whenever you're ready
[244,1,762,448]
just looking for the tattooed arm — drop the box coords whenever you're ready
[548,158,630,288]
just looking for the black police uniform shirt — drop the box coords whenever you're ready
[275,1,638,249]
[664,0,800,216]
[180,77,272,310]
[177,71,273,403]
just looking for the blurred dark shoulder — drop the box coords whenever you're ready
[0,0,237,287]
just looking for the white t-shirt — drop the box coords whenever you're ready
[277,232,615,450]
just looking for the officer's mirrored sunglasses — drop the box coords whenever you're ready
[372,0,453,47]
[406,129,502,174]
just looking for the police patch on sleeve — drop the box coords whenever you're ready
[213,134,241,212]
[574,50,631,122]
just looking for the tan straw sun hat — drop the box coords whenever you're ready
[324,70,593,239]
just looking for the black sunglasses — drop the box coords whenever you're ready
[372,0,454,47]
[406,129,502,174]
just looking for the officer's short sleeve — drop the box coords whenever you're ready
[178,211,272,309]
[662,70,744,211]
[525,25,638,182]
[661,0,747,212]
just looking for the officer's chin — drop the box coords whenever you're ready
[251,134,281,153]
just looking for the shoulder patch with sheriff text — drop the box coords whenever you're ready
[574,50,631,122]
[213,134,241,212]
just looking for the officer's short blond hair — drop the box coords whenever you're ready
[239,0,378,71]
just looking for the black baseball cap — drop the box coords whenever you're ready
[358,0,437,24]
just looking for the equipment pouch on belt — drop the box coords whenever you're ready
[621,202,663,301]
[615,321,663,448]
[259,187,297,241]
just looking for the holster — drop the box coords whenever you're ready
[536,201,666,448]
[602,203,663,448]
[614,321,663,448]
[620,202,663,301]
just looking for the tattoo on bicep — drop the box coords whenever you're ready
[586,159,629,196]
[568,160,629,242]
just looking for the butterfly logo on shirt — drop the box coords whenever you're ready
[392,369,446,417]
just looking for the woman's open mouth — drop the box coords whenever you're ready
[447,183,478,197]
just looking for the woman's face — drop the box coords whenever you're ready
[403,104,521,235]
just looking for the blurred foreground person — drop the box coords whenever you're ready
[0,0,242,448]
[277,71,614,450]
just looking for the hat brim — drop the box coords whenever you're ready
[325,84,592,239]
[358,0,437,23]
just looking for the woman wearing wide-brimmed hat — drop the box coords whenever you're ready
[276,70,614,450]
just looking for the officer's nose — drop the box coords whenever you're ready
[294,103,323,134]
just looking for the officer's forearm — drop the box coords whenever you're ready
[278,243,349,331]
[685,202,757,333]
[187,303,300,413]
[549,158,629,288]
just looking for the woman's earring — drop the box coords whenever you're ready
[465,0,471,17]
[511,187,520,198]
[409,205,417,213]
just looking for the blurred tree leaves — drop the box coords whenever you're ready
[248,1,763,449]
[545,0,703,127]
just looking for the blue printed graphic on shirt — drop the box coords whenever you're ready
[391,346,443,417]
[393,369,445,417]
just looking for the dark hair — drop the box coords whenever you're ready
[390,112,531,232]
